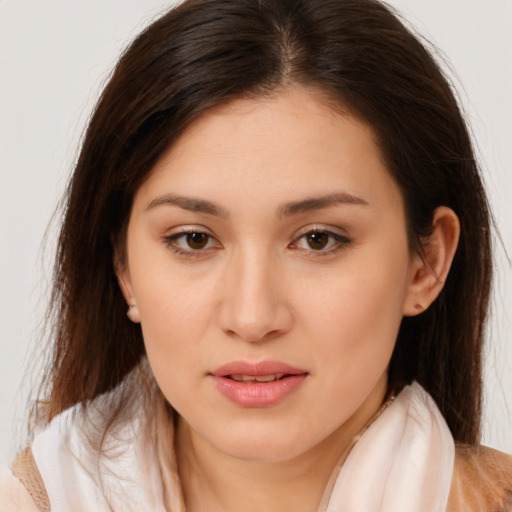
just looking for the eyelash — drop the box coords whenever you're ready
[162,226,352,259]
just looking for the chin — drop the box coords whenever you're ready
[222,443,304,463]
[207,426,316,463]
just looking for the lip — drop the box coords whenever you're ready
[209,360,308,408]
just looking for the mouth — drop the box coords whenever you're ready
[226,373,287,382]
[211,360,307,378]
[210,361,308,407]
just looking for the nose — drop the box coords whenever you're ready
[217,247,293,342]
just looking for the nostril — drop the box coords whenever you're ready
[229,328,284,343]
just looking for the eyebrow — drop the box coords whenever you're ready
[145,191,368,218]
[146,194,229,217]
[278,192,369,217]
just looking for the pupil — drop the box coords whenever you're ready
[187,233,208,249]
[307,232,328,250]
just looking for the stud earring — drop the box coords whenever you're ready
[414,303,424,311]
[126,304,140,323]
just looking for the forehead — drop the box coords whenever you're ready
[134,87,402,214]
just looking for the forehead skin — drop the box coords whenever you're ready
[137,87,403,227]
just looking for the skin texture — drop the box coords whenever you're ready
[117,87,460,512]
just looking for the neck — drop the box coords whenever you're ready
[175,386,388,512]
[176,423,347,512]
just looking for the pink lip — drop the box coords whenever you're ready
[209,360,308,408]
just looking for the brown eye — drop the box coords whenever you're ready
[186,232,209,249]
[292,228,351,256]
[306,232,330,250]
[164,229,221,257]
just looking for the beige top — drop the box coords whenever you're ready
[1,469,41,512]
[448,445,512,511]
[3,447,50,512]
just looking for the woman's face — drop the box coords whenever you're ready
[119,87,418,462]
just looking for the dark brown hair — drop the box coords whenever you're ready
[40,0,491,445]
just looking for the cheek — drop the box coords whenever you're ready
[127,247,219,394]
[299,246,411,384]
[129,235,216,333]
[137,279,213,352]
[136,283,213,415]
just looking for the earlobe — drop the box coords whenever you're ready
[403,206,460,317]
[114,253,141,324]
[126,304,141,323]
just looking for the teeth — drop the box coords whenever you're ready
[256,373,284,382]
[229,373,285,382]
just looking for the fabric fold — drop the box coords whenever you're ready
[323,383,454,512]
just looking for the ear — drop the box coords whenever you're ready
[403,206,460,317]
[114,251,141,324]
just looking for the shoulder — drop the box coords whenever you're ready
[0,464,42,512]
[447,444,512,512]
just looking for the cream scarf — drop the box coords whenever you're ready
[32,382,454,512]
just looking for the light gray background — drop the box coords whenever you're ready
[1,0,511,470]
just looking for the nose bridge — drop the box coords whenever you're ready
[218,243,291,341]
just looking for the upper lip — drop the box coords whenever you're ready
[210,360,308,377]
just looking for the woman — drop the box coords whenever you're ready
[2,0,511,510]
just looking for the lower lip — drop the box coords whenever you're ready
[210,374,307,407]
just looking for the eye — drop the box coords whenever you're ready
[303,232,332,251]
[183,232,210,250]
[291,227,351,256]
[163,229,221,257]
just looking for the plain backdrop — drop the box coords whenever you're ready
[1,0,511,470]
